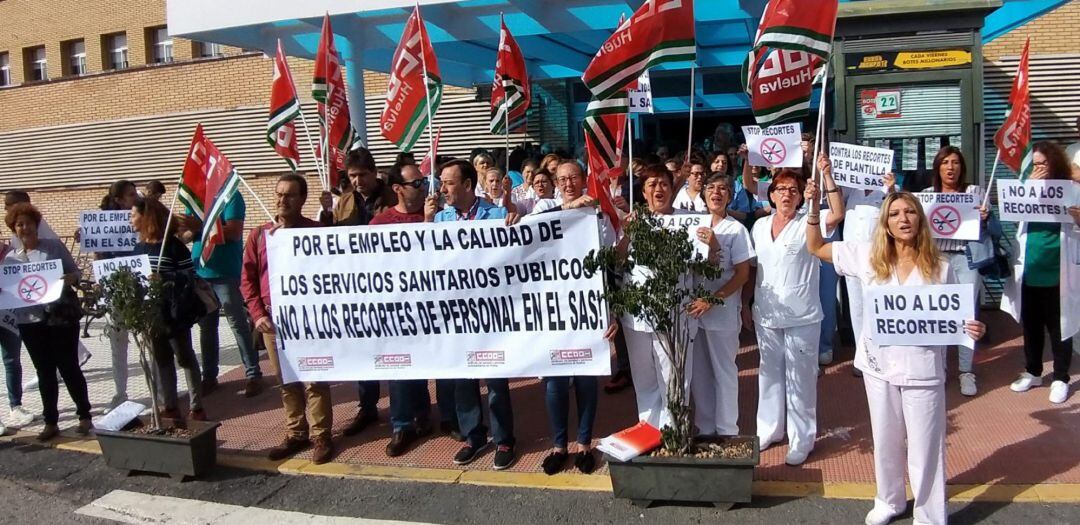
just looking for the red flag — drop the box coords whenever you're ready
[491,15,531,134]
[744,47,824,126]
[993,38,1032,180]
[585,115,625,233]
[582,0,696,101]
[419,127,441,177]
[268,39,301,171]
[752,0,838,60]
[176,125,242,265]
[381,6,442,152]
[313,14,355,187]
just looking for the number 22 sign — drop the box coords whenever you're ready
[861,89,902,119]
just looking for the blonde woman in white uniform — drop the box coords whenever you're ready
[750,166,844,465]
[687,173,754,436]
[807,191,986,525]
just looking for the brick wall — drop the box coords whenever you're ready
[984,0,1080,60]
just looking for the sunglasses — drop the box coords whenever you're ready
[398,179,428,189]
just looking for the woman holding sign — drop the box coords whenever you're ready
[806,191,986,525]
[749,168,844,466]
[923,146,988,396]
[1002,141,1080,404]
[4,203,92,441]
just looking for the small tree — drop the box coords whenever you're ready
[585,208,723,454]
[99,267,168,430]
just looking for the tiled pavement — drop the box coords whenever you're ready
[2,310,1078,487]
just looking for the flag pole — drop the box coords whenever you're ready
[626,115,634,209]
[297,106,327,190]
[811,57,831,190]
[505,99,511,176]
[981,151,1002,211]
[237,175,276,222]
[416,3,438,193]
[156,173,185,272]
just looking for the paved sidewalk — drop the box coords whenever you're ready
[2,311,1078,494]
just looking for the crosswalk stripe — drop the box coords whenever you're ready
[76,489,436,524]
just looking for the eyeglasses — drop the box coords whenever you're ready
[771,186,800,195]
[556,176,583,184]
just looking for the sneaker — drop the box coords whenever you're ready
[785,449,809,466]
[342,411,378,436]
[864,507,896,525]
[78,348,92,367]
[959,372,977,397]
[75,418,94,436]
[493,444,516,470]
[23,377,39,391]
[440,421,465,442]
[242,378,264,398]
[1049,381,1069,404]
[201,378,219,396]
[267,437,310,461]
[386,429,418,457]
[0,422,6,436]
[1010,372,1043,392]
[37,424,59,442]
[452,442,489,465]
[312,436,335,464]
[8,406,34,427]
[574,450,597,474]
[541,450,568,475]
[818,350,833,366]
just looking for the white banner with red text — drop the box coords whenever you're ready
[266,210,611,383]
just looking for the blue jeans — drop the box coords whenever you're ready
[0,328,23,407]
[356,380,380,414]
[389,380,431,432]
[456,378,514,447]
[819,258,839,356]
[544,376,598,448]
[198,277,262,380]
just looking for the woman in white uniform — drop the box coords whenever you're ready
[923,146,988,396]
[750,166,844,465]
[807,190,986,525]
[687,173,754,436]
[672,161,707,212]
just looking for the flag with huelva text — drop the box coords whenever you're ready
[268,39,301,171]
[313,14,356,186]
[491,15,531,135]
[177,125,242,265]
[994,38,1032,180]
[381,5,442,153]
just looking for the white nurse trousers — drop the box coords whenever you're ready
[691,328,740,436]
[864,374,947,525]
[623,326,692,429]
[755,322,819,455]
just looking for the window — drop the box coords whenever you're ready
[104,33,128,70]
[65,39,87,76]
[25,46,47,81]
[197,41,223,58]
[149,26,173,63]
[0,52,9,86]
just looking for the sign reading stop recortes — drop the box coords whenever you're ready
[0,260,65,310]
[914,192,981,241]
[742,122,802,169]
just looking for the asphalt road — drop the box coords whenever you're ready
[0,441,1077,524]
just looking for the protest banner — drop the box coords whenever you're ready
[79,210,137,253]
[742,123,802,168]
[0,260,64,310]
[92,254,152,282]
[656,213,711,258]
[266,210,611,383]
[628,71,653,114]
[915,192,981,241]
[829,142,894,190]
[997,180,1078,224]
[865,283,975,348]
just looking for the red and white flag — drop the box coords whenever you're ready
[993,38,1032,180]
[177,125,242,265]
[490,15,531,135]
[268,39,301,171]
[313,14,355,186]
[381,6,442,152]
[582,0,696,101]
[419,127,441,177]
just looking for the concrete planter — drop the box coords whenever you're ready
[95,417,221,481]
[606,436,759,509]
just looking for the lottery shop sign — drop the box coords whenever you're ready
[0,260,65,310]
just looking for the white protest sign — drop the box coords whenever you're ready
[92,255,152,282]
[79,210,137,253]
[628,71,653,114]
[829,142,894,191]
[997,180,1079,224]
[656,213,711,258]
[742,123,802,168]
[266,211,611,383]
[866,284,975,348]
[915,192,981,241]
[0,260,64,310]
